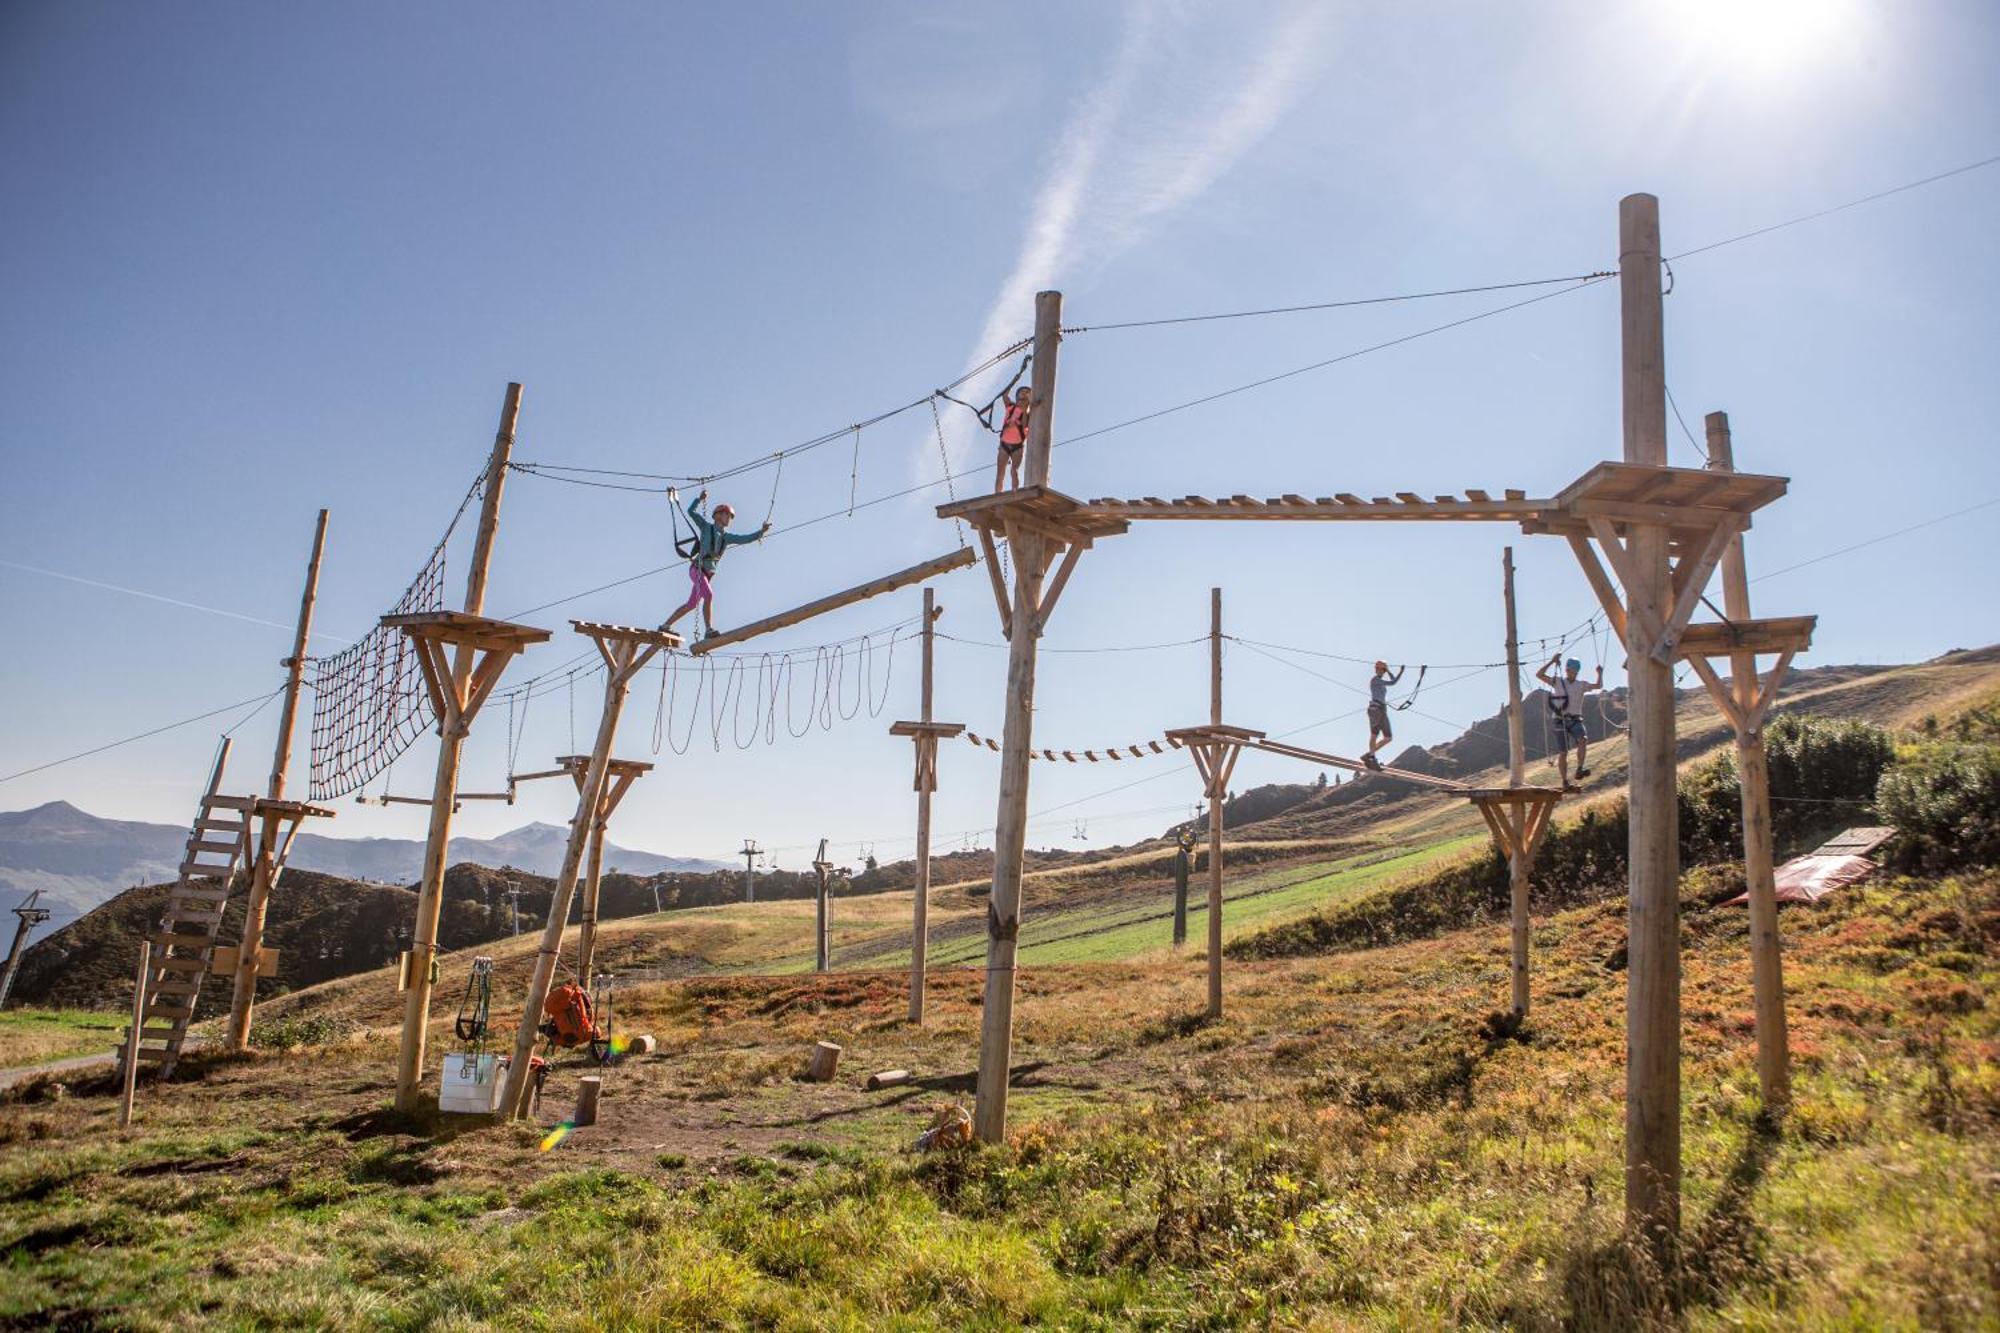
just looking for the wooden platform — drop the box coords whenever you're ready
[1526,462,1790,537]
[890,720,968,738]
[571,621,683,651]
[1164,724,1269,745]
[1078,491,1554,523]
[937,486,1131,543]
[555,754,656,778]
[382,610,553,651]
[252,798,337,820]
[1676,615,1816,658]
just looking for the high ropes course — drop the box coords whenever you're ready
[138,160,2000,1257]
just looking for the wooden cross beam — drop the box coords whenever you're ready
[1682,647,1800,741]
[937,487,1130,640]
[689,548,975,656]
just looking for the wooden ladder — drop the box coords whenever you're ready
[123,740,257,1080]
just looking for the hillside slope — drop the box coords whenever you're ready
[1,863,1991,1327]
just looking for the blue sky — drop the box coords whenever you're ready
[2,1,1996,871]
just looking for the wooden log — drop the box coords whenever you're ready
[573,1075,602,1127]
[691,547,975,656]
[805,1041,842,1083]
[1708,410,1789,1113]
[1619,193,1681,1249]
[119,940,149,1130]
[499,654,635,1121]
[395,385,519,1114]
[1503,547,1531,1019]
[974,290,1060,1146]
[911,588,937,1024]
[866,1068,912,1090]
[1206,588,1225,1019]
[629,1034,658,1055]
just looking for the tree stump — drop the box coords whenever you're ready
[804,1041,842,1083]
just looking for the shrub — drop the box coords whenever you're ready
[1876,746,2000,874]
[1680,714,1893,859]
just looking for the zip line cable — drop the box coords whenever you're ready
[1050,275,1616,452]
[512,337,1034,493]
[505,275,1614,621]
[1062,271,1618,333]
[0,688,285,787]
[1665,152,2000,263]
[1752,494,2000,584]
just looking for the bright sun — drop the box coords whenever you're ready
[1674,0,1863,76]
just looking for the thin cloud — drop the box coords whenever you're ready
[940,1,1335,469]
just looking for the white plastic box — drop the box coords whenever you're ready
[438,1052,501,1113]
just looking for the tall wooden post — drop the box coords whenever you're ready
[396,384,521,1113]
[1619,194,1681,1248]
[499,624,672,1119]
[973,290,1061,1144]
[1206,587,1225,1019]
[118,940,149,1130]
[572,757,648,985]
[1706,411,1789,1111]
[813,839,832,972]
[911,589,937,1022]
[1503,547,1532,1018]
[226,508,328,1050]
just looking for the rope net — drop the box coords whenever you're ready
[307,475,480,801]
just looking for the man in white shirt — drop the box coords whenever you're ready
[1535,654,1603,792]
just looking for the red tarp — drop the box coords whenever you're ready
[1730,853,1879,906]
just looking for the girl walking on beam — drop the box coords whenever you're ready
[664,487,771,643]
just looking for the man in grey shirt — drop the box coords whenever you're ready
[1362,660,1404,771]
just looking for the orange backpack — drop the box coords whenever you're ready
[541,982,601,1048]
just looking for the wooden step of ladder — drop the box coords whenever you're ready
[118,739,259,1083]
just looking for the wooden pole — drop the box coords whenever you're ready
[814,838,832,972]
[226,507,328,1051]
[396,383,520,1113]
[500,670,628,1120]
[118,940,149,1130]
[1206,587,1225,1019]
[910,587,936,1024]
[575,805,609,983]
[1503,547,1531,1018]
[1706,410,1790,1112]
[972,290,1061,1145]
[1619,194,1681,1249]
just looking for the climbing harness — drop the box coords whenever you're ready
[454,956,493,1045]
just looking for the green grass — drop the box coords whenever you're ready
[0,1007,125,1070]
[2,870,1992,1328]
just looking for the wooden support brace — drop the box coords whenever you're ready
[1032,539,1088,637]
[975,527,1012,637]
[1565,534,1630,644]
[1652,517,1743,662]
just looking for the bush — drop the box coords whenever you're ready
[1680,714,1893,860]
[1876,746,2000,874]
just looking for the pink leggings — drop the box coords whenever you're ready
[674,564,713,615]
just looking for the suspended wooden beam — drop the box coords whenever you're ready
[1079,493,1554,523]
[689,547,977,656]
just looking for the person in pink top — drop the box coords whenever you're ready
[992,387,1031,493]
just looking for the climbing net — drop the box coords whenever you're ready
[307,474,481,801]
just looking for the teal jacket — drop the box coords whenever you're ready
[687,497,762,573]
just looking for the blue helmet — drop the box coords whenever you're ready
[1565,658,1582,674]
